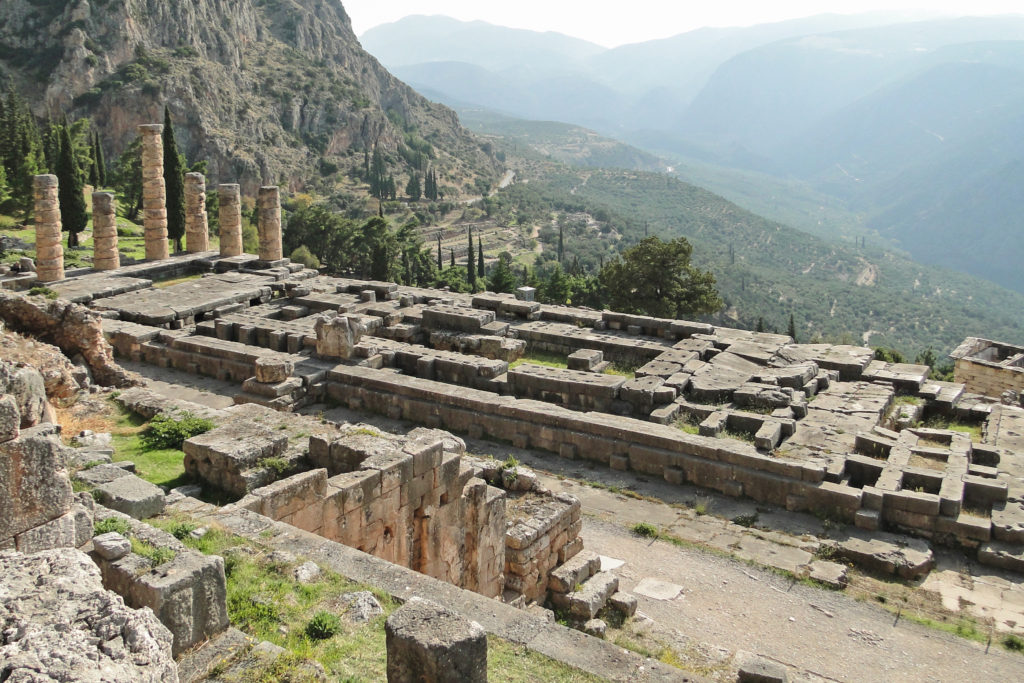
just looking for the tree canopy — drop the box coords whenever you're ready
[599,237,722,318]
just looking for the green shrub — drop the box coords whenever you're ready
[1003,634,1024,652]
[167,521,196,540]
[28,285,58,300]
[141,412,214,450]
[289,245,320,269]
[305,611,341,640]
[258,456,289,476]
[631,522,659,538]
[94,517,130,536]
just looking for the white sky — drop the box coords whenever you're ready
[344,1,1024,47]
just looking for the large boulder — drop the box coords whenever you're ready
[0,549,177,682]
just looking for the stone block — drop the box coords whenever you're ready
[95,474,166,519]
[0,394,18,442]
[609,591,638,617]
[549,550,601,593]
[0,428,74,541]
[93,531,132,560]
[124,550,229,657]
[75,462,133,487]
[583,618,607,639]
[254,356,293,383]
[568,571,619,620]
[385,597,486,683]
[14,502,92,553]
[736,651,788,683]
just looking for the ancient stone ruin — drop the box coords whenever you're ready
[4,121,1024,680]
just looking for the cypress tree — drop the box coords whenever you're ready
[557,223,564,263]
[56,123,87,247]
[477,238,485,280]
[436,233,442,271]
[94,132,106,187]
[467,228,476,291]
[449,248,454,268]
[755,317,766,333]
[787,313,798,342]
[88,136,100,187]
[162,107,186,252]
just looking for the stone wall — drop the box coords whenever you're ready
[325,364,831,512]
[504,491,582,603]
[0,360,93,553]
[236,429,506,597]
[954,359,1024,399]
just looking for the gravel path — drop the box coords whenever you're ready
[582,517,1024,682]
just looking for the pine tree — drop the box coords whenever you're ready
[478,238,485,280]
[163,107,186,252]
[787,313,798,342]
[487,253,518,294]
[56,123,87,247]
[467,228,476,292]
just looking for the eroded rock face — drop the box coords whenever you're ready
[0,291,140,388]
[0,549,178,683]
[0,360,52,429]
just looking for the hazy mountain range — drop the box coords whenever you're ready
[362,14,1024,293]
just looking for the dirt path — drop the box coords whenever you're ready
[583,518,1024,682]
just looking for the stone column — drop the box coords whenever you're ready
[256,186,282,262]
[138,124,168,261]
[33,174,64,283]
[217,184,243,257]
[91,192,119,271]
[184,172,209,253]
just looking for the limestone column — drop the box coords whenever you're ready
[33,175,64,283]
[91,192,119,271]
[184,172,209,253]
[138,124,169,261]
[217,184,243,257]
[257,186,282,262]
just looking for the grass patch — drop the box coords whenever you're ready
[152,273,203,289]
[167,521,601,680]
[130,537,176,566]
[489,636,605,681]
[922,415,983,442]
[894,395,923,405]
[603,361,638,378]
[258,456,290,476]
[509,350,568,370]
[674,416,701,435]
[94,517,131,536]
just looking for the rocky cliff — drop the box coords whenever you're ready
[0,0,501,193]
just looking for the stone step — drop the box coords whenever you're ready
[177,627,251,683]
[567,571,619,620]
[548,550,601,594]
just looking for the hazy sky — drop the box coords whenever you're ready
[344,1,1024,47]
